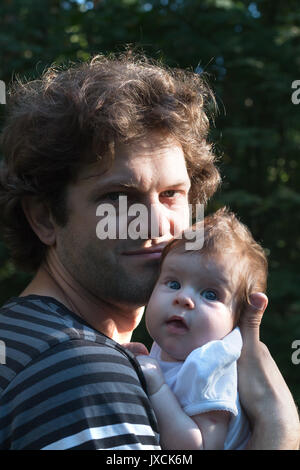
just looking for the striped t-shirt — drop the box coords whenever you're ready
[0,295,160,450]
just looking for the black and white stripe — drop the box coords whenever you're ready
[0,295,160,450]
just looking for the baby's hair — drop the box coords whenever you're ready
[160,207,268,322]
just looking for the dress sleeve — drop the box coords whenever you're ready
[172,328,243,417]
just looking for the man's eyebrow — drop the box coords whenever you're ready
[81,174,191,191]
[79,170,136,187]
[88,180,141,192]
[87,182,138,201]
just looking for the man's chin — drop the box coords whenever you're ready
[113,270,158,306]
[121,254,161,268]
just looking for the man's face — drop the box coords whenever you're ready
[53,133,191,308]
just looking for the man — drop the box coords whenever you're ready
[0,53,299,450]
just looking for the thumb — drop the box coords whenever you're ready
[239,292,268,343]
[122,342,149,356]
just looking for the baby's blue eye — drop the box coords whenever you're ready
[167,280,181,290]
[201,289,218,301]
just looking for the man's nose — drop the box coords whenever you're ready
[173,292,195,309]
[146,202,172,239]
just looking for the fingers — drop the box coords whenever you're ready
[239,292,268,343]
[122,342,149,356]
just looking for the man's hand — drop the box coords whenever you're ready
[136,355,165,396]
[122,342,150,356]
[238,292,300,450]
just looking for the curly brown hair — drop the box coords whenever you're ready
[0,52,221,272]
[160,207,268,322]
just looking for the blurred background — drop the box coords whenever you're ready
[0,0,299,409]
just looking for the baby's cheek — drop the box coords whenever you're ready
[145,299,161,337]
[195,310,228,342]
[209,309,234,338]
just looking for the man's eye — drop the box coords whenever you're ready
[160,190,178,198]
[201,289,218,301]
[167,280,181,290]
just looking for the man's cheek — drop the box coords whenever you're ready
[170,204,191,237]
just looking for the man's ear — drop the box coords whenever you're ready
[21,196,56,246]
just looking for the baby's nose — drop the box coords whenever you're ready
[174,293,195,309]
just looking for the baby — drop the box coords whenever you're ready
[137,207,268,450]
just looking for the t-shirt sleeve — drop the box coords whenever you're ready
[0,339,159,450]
[172,328,243,417]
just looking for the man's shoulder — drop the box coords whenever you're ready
[0,295,132,393]
[0,294,107,345]
[0,297,159,451]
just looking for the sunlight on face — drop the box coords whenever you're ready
[54,133,191,307]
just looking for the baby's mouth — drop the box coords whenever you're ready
[166,315,189,333]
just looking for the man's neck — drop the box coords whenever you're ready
[20,261,144,344]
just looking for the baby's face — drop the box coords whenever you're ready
[146,251,237,362]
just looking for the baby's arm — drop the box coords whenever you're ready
[191,411,231,450]
[137,355,230,450]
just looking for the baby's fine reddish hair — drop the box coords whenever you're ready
[160,207,268,320]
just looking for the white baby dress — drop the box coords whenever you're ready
[150,327,251,449]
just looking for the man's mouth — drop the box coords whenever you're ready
[166,315,189,334]
[122,245,165,260]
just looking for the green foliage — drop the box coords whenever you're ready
[0,0,299,407]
